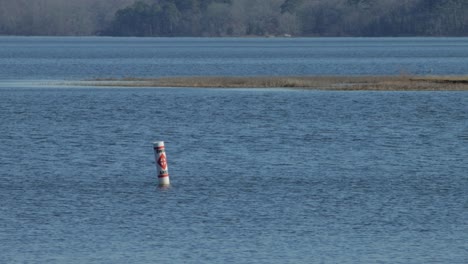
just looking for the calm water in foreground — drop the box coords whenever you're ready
[0,37,467,263]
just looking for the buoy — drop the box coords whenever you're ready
[153,141,170,187]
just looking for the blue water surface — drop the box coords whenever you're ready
[1,87,467,263]
[0,37,467,263]
[1,37,468,81]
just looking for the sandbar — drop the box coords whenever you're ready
[75,75,468,91]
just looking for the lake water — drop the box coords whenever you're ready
[1,37,468,81]
[0,37,467,263]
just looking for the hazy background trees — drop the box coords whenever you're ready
[0,0,135,35]
[0,0,467,36]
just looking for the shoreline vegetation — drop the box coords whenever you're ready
[1,1,468,37]
[77,75,468,91]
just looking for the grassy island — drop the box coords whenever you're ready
[80,75,468,91]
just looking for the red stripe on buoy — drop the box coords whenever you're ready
[153,141,170,187]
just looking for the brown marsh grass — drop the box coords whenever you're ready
[86,75,468,91]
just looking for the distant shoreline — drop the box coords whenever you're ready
[74,75,468,91]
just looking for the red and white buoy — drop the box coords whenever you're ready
[153,141,170,187]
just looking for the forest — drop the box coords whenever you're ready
[1,0,467,37]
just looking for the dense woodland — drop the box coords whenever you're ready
[1,0,467,36]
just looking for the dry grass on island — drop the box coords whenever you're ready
[83,75,468,91]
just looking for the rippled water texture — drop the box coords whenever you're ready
[1,37,468,81]
[1,38,468,263]
[1,87,467,263]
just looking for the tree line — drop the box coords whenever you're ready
[0,0,135,35]
[1,0,468,36]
